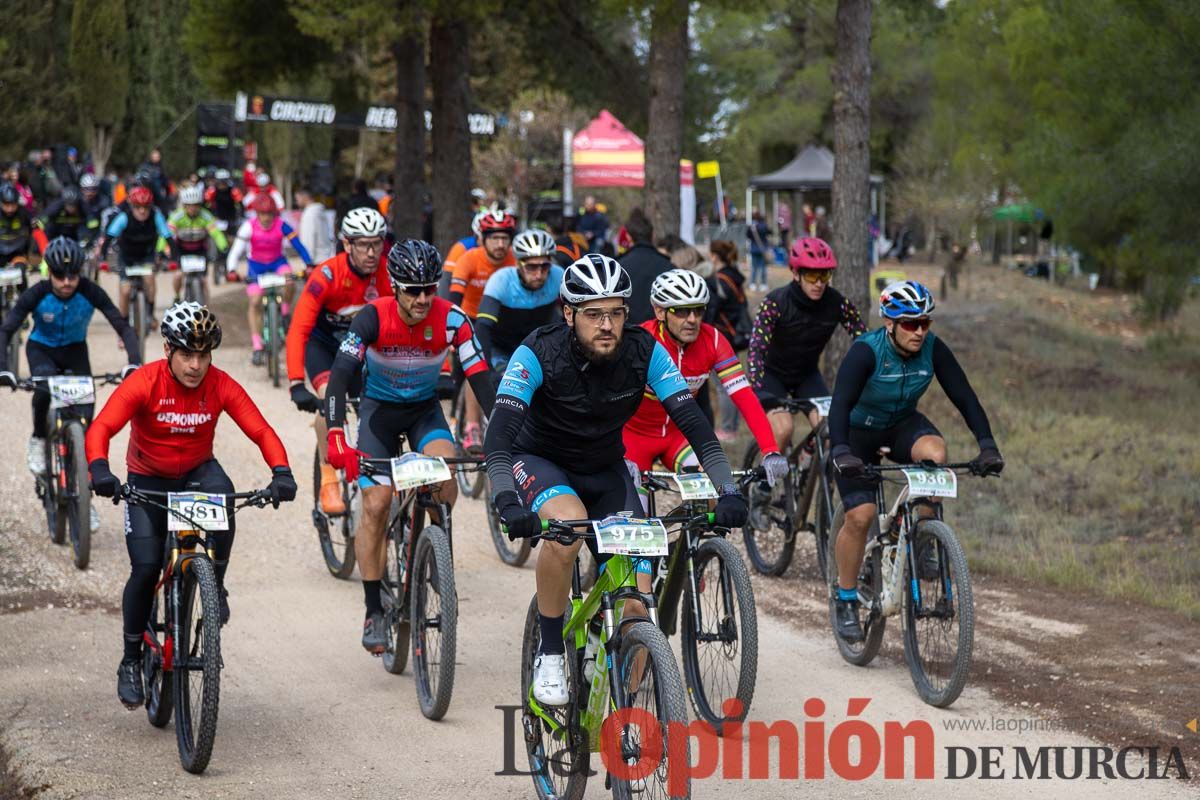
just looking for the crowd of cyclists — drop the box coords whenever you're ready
[0,155,1006,767]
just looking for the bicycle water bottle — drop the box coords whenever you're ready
[582,621,601,683]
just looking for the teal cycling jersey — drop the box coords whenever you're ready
[848,326,936,430]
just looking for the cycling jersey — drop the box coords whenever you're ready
[286,252,394,383]
[0,207,33,260]
[205,185,242,222]
[624,319,776,457]
[747,282,865,388]
[104,208,172,264]
[33,199,88,249]
[0,278,140,369]
[443,235,475,275]
[553,235,581,267]
[449,246,515,318]
[167,207,229,256]
[475,264,563,363]
[85,359,289,479]
[227,216,312,277]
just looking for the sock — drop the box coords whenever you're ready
[837,587,858,602]
[320,463,338,486]
[281,302,291,316]
[251,333,264,350]
[363,579,383,616]
[123,633,143,661]
[538,612,565,655]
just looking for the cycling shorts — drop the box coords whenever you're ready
[754,368,829,414]
[304,334,360,395]
[834,412,942,511]
[355,396,453,489]
[245,258,291,297]
[510,453,648,573]
[622,427,699,475]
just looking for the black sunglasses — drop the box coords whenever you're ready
[400,284,437,297]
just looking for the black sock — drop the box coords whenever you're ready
[363,580,383,616]
[538,613,565,655]
[123,633,143,661]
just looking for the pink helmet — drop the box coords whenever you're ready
[788,237,837,270]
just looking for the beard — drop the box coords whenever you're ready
[576,333,621,364]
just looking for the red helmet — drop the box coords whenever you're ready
[128,186,153,207]
[478,209,516,237]
[252,194,277,214]
[788,237,837,270]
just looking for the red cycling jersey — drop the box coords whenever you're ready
[286,251,394,383]
[85,360,289,479]
[624,319,777,454]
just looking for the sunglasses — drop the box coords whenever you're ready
[667,306,705,319]
[896,318,932,332]
[349,238,384,253]
[400,284,437,297]
[521,260,551,272]
[799,269,833,284]
[577,306,628,325]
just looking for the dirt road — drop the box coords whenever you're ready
[0,276,1195,798]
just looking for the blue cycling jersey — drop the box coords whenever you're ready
[0,279,141,370]
[475,265,563,360]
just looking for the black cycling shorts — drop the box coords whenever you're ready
[305,333,362,396]
[834,412,943,511]
[355,397,453,488]
[754,368,829,414]
[27,340,92,438]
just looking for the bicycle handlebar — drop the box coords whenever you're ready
[16,372,124,391]
[506,512,719,546]
[865,460,999,480]
[114,486,277,529]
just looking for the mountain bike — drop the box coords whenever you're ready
[519,514,701,799]
[0,262,28,377]
[179,254,208,304]
[641,469,760,736]
[122,262,156,343]
[741,395,835,579]
[256,272,295,387]
[118,485,274,774]
[449,376,486,499]
[20,373,122,569]
[360,451,485,721]
[309,396,360,579]
[826,459,990,707]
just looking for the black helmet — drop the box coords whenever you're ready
[43,237,85,277]
[161,301,222,351]
[60,186,81,206]
[0,184,18,205]
[386,238,442,286]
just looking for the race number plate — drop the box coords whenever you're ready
[180,255,207,273]
[167,492,230,532]
[48,376,95,409]
[389,453,452,491]
[592,516,669,557]
[257,273,287,289]
[672,472,717,500]
[124,264,153,277]
[215,219,229,232]
[902,468,958,499]
[0,267,23,286]
[809,396,833,418]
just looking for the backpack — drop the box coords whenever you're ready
[714,269,752,351]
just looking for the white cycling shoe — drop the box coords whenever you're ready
[27,437,46,476]
[89,503,101,532]
[532,654,569,706]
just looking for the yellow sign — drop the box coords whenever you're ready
[1188,719,1198,734]
[696,160,720,179]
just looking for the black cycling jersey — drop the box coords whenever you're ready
[0,207,33,260]
[35,198,89,242]
[747,282,866,388]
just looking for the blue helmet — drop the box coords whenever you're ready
[879,280,935,319]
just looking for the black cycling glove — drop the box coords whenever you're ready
[832,446,868,479]
[714,488,748,529]
[970,446,1005,477]
[89,458,121,498]
[267,466,298,507]
[289,382,320,413]
[495,490,541,541]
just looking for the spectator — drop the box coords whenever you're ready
[815,205,832,241]
[747,210,770,291]
[296,185,334,264]
[31,150,63,206]
[654,233,686,257]
[777,200,792,249]
[577,195,610,254]
[802,203,816,237]
[4,163,34,209]
[708,239,751,440]
[139,148,171,212]
[618,207,673,325]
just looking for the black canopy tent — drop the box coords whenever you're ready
[747,145,885,241]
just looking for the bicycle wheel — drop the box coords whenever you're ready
[47,433,67,545]
[382,520,410,675]
[612,622,691,799]
[411,525,457,720]
[740,442,796,576]
[452,384,485,499]
[144,591,174,728]
[311,446,356,579]
[680,537,757,735]
[488,482,531,567]
[520,596,588,800]
[173,557,222,774]
[6,326,20,379]
[64,422,91,569]
[826,506,886,666]
[265,298,281,387]
[134,289,150,342]
[903,519,974,708]
[810,461,833,582]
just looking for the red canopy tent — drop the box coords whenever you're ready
[572,109,644,187]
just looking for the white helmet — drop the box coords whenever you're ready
[560,254,632,305]
[256,172,270,187]
[512,229,556,261]
[470,209,489,238]
[179,184,204,205]
[80,173,100,190]
[340,207,388,239]
[650,269,710,308]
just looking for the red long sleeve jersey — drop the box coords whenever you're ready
[85,360,289,478]
[625,320,777,454]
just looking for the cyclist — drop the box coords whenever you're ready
[623,269,787,506]
[436,208,488,299]
[322,239,496,654]
[747,236,867,454]
[84,302,297,708]
[78,174,111,248]
[204,169,242,232]
[449,208,516,448]
[33,186,89,252]
[0,238,141,529]
[286,207,393,515]
[226,194,314,365]
[0,184,34,271]
[475,229,563,370]
[97,185,173,322]
[828,281,1004,643]
[167,184,229,304]
[484,255,748,706]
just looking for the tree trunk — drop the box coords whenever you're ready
[90,125,113,177]
[391,10,426,238]
[644,0,688,241]
[825,0,872,384]
[430,14,471,258]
